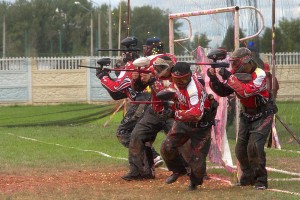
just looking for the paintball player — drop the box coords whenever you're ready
[207,47,278,190]
[160,62,218,191]
[143,37,165,56]
[95,36,163,167]
[122,54,188,181]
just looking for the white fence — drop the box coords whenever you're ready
[0,57,28,71]
[264,52,300,65]
[1,52,299,71]
[0,53,299,104]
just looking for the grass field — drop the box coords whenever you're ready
[0,102,299,200]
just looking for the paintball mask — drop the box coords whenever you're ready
[153,56,173,78]
[229,47,253,73]
[121,36,140,62]
[143,37,164,56]
[171,62,192,89]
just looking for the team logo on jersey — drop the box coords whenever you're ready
[127,87,137,100]
[114,77,131,91]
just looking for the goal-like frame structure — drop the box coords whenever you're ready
[168,6,264,54]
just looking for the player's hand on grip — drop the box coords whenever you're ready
[96,68,110,79]
[158,108,175,120]
[219,68,232,80]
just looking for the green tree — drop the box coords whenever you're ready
[127,5,183,55]
[190,32,211,49]
[221,26,246,51]
[279,18,300,51]
[259,27,284,53]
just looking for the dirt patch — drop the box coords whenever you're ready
[0,167,231,196]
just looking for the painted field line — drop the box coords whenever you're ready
[266,148,300,154]
[268,178,300,181]
[267,189,300,196]
[207,165,300,177]
[6,133,300,177]
[7,133,127,161]
[266,167,300,177]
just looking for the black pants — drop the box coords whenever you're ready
[128,107,174,175]
[116,92,150,148]
[161,121,211,186]
[235,114,273,187]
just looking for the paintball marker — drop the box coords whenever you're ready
[188,48,229,68]
[97,36,140,52]
[79,57,152,74]
[78,57,111,70]
[130,89,176,110]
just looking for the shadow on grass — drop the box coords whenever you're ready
[0,104,111,120]
[1,106,115,127]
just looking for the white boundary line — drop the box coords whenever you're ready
[7,133,127,161]
[207,165,300,177]
[268,178,300,181]
[266,167,300,177]
[265,147,300,154]
[267,189,300,196]
[5,132,300,197]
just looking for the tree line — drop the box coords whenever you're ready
[0,0,299,57]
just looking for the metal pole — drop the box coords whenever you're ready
[118,0,122,56]
[271,0,276,98]
[2,14,5,58]
[169,18,174,54]
[127,0,130,36]
[234,6,240,50]
[98,12,101,56]
[108,2,112,57]
[91,12,93,56]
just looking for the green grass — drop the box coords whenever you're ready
[0,102,299,199]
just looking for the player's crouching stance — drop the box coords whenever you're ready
[122,55,190,182]
[160,62,218,190]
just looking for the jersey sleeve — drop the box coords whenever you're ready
[226,68,267,98]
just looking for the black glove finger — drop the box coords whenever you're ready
[96,68,102,74]
[219,68,225,76]
[219,68,231,80]
[207,68,215,78]
[207,68,218,82]
[103,68,111,73]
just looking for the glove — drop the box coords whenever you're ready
[158,109,175,120]
[96,68,110,79]
[219,68,232,80]
[207,68,218,82]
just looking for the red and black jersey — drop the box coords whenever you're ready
[131,53,177,113]
[209,67,270,109]
[226,67,269,108]
[100,62,138,101]
[150,79,173,113]
[170,74,211,122]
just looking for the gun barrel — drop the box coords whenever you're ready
[189,62,229,68]
[78,65,99,69]
[130,101,166,104]
[97,49,140,52]
[109,69,152,74]
[78,66,152,74]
